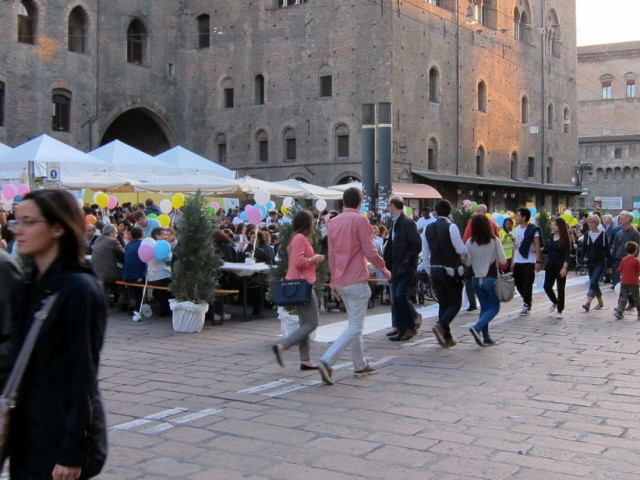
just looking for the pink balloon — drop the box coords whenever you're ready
[244,204,254,212]
[107,195,118,210]
[209,201,220,210]
[17,184,30,196]
[138,243,155,263]
[247,208,262,225]
[2,184,17,201]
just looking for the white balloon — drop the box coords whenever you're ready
[92,191,103,203]
[254,188,271,206]
[141,237,156,247]
[76,198,84,209]
[315,199,327,212]
[283,197,294,208]
[563,209,572,215]
[159,199,172,214]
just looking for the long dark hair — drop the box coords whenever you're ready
[554,216,570,250]
[470,214,495,246]
[292,210,314,238]
[22,189,85,264]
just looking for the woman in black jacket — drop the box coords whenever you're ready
[543,217,572,319]
[9,189,107,480]
[581,214,611,312]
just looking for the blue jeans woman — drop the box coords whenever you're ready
[471,276,500,344]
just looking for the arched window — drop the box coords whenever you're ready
[480,0,497,29]
[222,78,234,109]
[318,65,333,98]
[625,72,637,98]
[216,133,227,164]
[335,124,349,159]
[521,95,529,124]
[18,1,36,44]
[428,67,439,103]
[513,8,521,41]
[519,10,530,45]
[127,19,147,65]
[510,152,518,179]
[256,130,268,162]
[68,6,87,53]
[563,107,570,134]
[283,128,296,162]
[476,146,485,176]
[477,81,487,112]
[254,74,265,105]
[547,10,561,58]
[547,103,554,130]
[614,147,622,159]
[427,138,438,171]
[52,89,72,132]
[197,14,210,49]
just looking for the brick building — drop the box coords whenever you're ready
[577,41,640,211]
[0,0,579,211]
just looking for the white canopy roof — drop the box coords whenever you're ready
[0,134,107,180]
[155,146,236,179]
[134,174,240,195]
[60,171,141,192]
[234,176,303,197]
[274,179,343,200]
[0,143,11,155]
[89,140,174,179]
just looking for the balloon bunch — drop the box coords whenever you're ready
[2,183,30,203]
[92,191,118,210]
[137,237,172,264]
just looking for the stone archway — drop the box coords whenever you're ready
[100,108,172,155]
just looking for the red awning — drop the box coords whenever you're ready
[392,182,442,199]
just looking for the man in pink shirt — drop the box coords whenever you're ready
[317,188,391,385]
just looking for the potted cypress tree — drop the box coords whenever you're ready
[170,190,221,333]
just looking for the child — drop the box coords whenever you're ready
[614,241,640,320]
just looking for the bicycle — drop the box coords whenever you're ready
[416,271,437,304]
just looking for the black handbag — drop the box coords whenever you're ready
[271,279,313,306]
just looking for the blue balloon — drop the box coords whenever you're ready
[13,195,23,202]
[255,204,268,220]
[154,240,171,260]
[359,203,366,214]
[240,211,248,221]
[497,215,505,227]
[529,207,537,218]
[266,201,276,211]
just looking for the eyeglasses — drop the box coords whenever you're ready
[7,219,48,231]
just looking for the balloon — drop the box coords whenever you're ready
[95,193,109,208]
[497,215,505,226]
[92,191,102,203]
[141,237,156,247]
[562,213,572,223]
[209,201,220,211]
[244,204,254,212]
[13,195,22,203]
[138,244,155,263]
[485,213,492,219]
[2,184,17,201]
[633,217,640,226]
[85,214,97,225]
[76,198,84,209]
[563,209,572,216]
[280,206,290,216]
[160,199,172,214]
[359,204,367,214]
[206,207,216,217]
[147,214,158,219]
[247,208,262,225]
[154,240,171,260]
[283,197,294,208]
[240,211,248,221]
[529,207,537,218]
[470,202,478,212]
[158,214,171,227]
[462,199,471,207]
[171,193,185,209]
[499,210,505,215]
[255,204,267,220]
[315,199,327,212]
[254,188,271,206]
[107,195,118,210]
[266,201,276,211]
[632,210,640,218]
[17,184,30,196]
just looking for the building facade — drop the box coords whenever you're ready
[0,0,578,211]
[577,41,640,211]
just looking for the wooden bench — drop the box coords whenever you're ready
[115,281,239,296]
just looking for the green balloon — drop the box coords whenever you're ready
[147,214,158,219]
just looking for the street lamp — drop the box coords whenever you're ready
[574,161,593,189]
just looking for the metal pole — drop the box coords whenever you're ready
[377,102,392,215]
[361,104,376,212]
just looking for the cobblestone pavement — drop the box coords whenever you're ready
[98,275,640,479]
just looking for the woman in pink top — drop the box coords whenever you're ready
[272,210,325,370]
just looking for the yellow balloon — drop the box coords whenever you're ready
[485,213,492,219]
[96,193,109,208]
[570,218,578,227]
[171,193,185,209]
[158,214,171,227]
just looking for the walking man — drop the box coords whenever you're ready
[610,211,640,286]
[421,199,466,347]
[318,187,391,385]
[511,207,542,315]
[383,195,422,341]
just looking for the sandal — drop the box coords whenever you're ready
[594,303,604,310]
[582,304,590,312]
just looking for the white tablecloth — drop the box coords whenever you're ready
[220,262,271,277]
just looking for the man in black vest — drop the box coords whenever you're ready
[421,199,467,347]
[383,195,422,341]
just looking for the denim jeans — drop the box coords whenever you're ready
[472,277,499,342]
[283,290,319,362]
[390,273,417,333]
[586,261,605,298]
[430,267,463,339]
[320,282,370,371]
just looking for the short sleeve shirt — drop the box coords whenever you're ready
[514,225,540,263]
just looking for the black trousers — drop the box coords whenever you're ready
[543,262,566,313]
[513,262,535,307]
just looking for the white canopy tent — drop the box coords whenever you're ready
[274,179,343,200]
[155,146,236,179]
[60,171,141,192]
[329,181,442,199]
[89,140,175,180]
[134,174,240,195]
[0,134,107,181]
[234,176,303,198]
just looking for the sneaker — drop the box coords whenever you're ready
[318,361,334,385]
[444,337,458,347]
[469,327,484,346]
[614,311,624,320]
[466,306,477,312]
[548,304,556,313]
[414,313,422,330]
[519,306,531,316]
[484,338,497,346]
[354,364,378,377]
[555,313,564,319]
[432,324,446,347]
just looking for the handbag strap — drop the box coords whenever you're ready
[1,293,59,401]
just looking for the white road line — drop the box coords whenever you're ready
[110,407,188,431]
[142,408,222,433]
[237,378,292,394]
